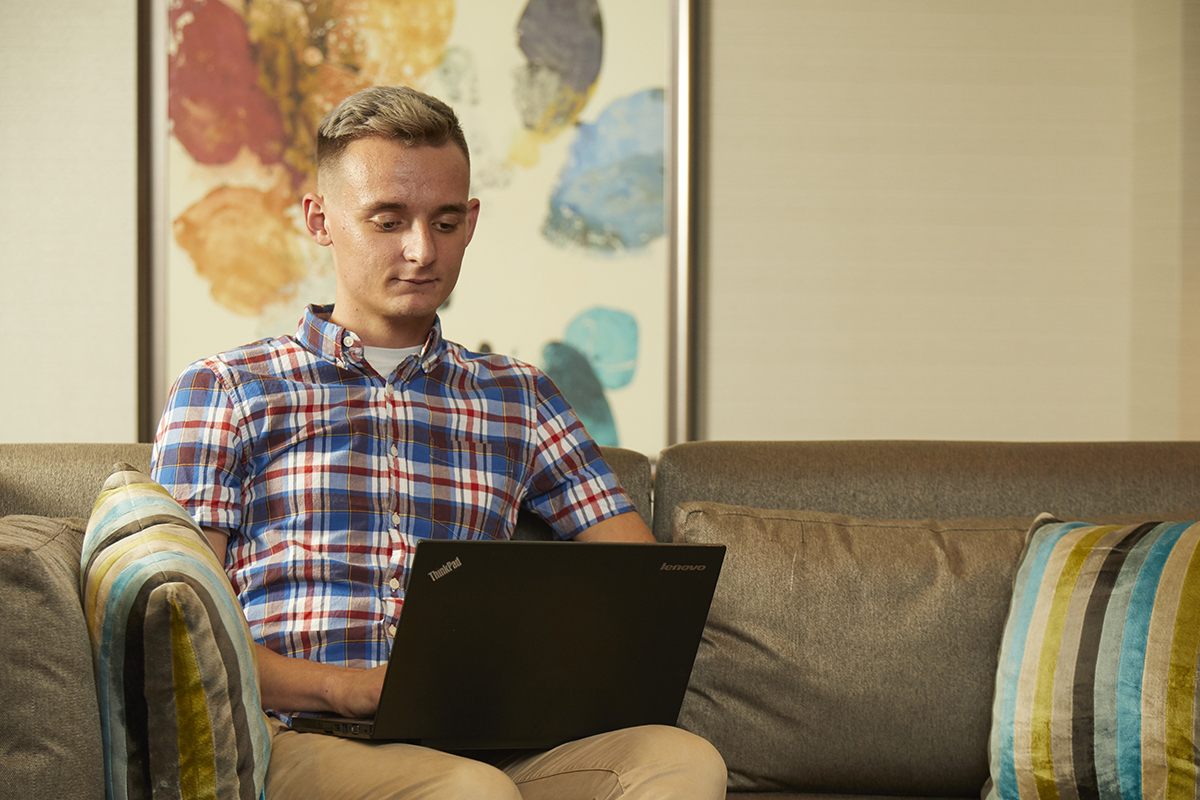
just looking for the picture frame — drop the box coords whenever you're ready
[139,0,695,453]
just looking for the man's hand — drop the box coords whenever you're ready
[334,663,388,719]
[204,526,386,718]
[574,511,656,543]
[256,645,386,719]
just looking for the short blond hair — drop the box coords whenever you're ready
[316,86,470,182]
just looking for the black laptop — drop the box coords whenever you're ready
[289,539,725,750]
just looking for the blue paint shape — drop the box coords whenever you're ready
[542,342,618,446]
[544,88,665,254]
[564,308,637,390]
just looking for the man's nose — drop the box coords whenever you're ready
[403,222,436,266]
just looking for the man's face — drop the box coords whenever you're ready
[303,137,480,348]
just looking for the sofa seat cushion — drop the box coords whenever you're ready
[985,515,1200,799]
[673,501,1029,795]
[0,514,105,800]
[80,463,271,800]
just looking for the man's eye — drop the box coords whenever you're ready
[434,220,460,233]
[372,219,401,231]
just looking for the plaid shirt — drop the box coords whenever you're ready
[151,305,633,669]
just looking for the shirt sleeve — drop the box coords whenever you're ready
[522,370,635,539]
[150,360,247,533]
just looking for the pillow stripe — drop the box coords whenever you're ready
[1156,530,1200,799]
[120,578,153,800]
[1050,528,1121,800]
[144,590,187,799]
[987,517,1200,800]
[1010,523,1090,800]
[165,592,218,798]
[1070,523,1157,800]
[1117,524,1185,800]
[86,532,219,628]
[93,556,267,797]
[81,464,270,800]
[1170,546,1200,792]
[83,482,189,563]
[1030,526,1114,799]
[993,521,1085,800]
[162,575,264,800]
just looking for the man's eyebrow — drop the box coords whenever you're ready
[362,201,468,215]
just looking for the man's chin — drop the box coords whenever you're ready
[382,303,440,326]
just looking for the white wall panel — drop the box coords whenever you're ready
[0,0,138,442]
[698,1,1137,441]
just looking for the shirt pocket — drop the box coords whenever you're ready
[427,435,525,540]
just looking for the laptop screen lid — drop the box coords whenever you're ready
[291,539,724,750]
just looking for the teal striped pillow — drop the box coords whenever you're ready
[986,513,1200,800]
[80,463,270,800]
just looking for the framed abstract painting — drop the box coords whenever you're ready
[143,0,695,455]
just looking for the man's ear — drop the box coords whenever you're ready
[465,198,481,246]
[303,193,333,247]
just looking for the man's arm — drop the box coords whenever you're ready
[202,527,386,719]
[573,510,656,543]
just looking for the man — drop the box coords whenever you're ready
[151,85,726,799]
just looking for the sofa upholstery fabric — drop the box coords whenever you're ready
[8,439,1200,800]
[0,514,105,800]
[674,501,1029,795]
[653,441,1200,540]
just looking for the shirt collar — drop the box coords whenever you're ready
[296,304,446,374]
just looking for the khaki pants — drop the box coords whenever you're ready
[265,721,727,799]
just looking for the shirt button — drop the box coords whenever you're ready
[388,624,397,637]
[390,444,399,457]
[343,335,354,347]
[389,578,401,590]
[391,512,401,525]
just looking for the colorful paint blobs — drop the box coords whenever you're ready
[246,0,456,185]
[543,88,665,254]
[510,0,602,167]
[170,0,456,317]
[173,186,308,317]
[564,308,638,389]
[169,0,287,168]
[542,343,618,447]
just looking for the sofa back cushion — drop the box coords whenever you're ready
[0,514,105,800]
[0,443,153,518]
[653,441,1200,541]
[674,501,1029,795]
[0,443,651,540]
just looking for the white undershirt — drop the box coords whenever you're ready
[362,344,423,378]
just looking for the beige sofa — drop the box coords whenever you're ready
[5,440,1200,799]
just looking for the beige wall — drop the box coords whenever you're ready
[1177,0,1200,436]
[3,0,1196,446]
[699,0,1142,441]
[1130,0,1200,438]
[0,0,138,443]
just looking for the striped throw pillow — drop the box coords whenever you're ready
[985,513,1200,800]
[80,463,270,800]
